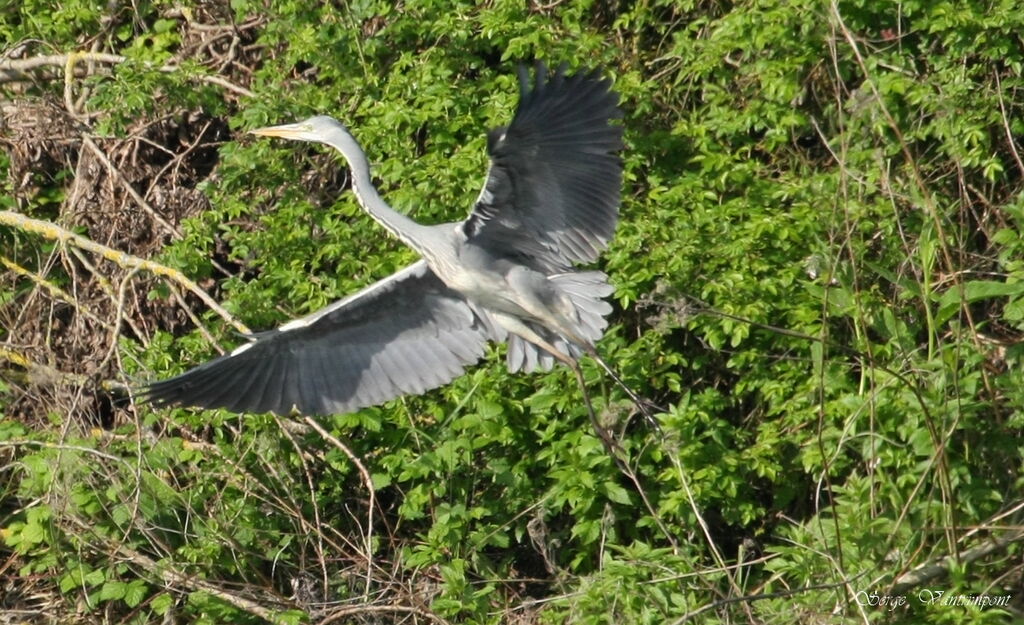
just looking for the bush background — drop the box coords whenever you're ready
[2,1,1023,623]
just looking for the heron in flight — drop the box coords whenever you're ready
[145,63,644,435]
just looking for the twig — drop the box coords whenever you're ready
[0,347,127,393]
[97,266,140,371]
[891,529,1024,594]
[301,416,377,599]
[994,70,1024,178]
[0,210,249,334]
[80,135,180,237]
[828,3,955,276]
[0,52,122,78]
[63,514,294,622]
[65,246,148,347]
[669,571,871,624]
[274,414,331,598]
[83,125,237,281]
[0,439,134,469]
[319,603,450,625]
[167,282,224,353]
[666,446,747,609]
[962,500,1024,542]
[0,51,254,97]
[1,254,113,331]
[572,364,679,553]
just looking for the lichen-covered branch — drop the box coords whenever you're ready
[0,210,249,334]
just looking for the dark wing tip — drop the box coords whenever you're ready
[515,60,617,99]
[513,61,621,120]
[487,125,508,153]
[534,60,548,90]
[139,356,233,410]
[517,63,530,99]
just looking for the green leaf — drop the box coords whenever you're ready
[151,593,174,615]
[83,569,106,587]
[604,481,633,505]
[14,517,48,550]
[123,579,148,607]
[935,280,1024,325]
[99,580,126,602]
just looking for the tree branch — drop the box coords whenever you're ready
[891,529,1024,594]
[0,210,249,334]
[0,347,127,393]
[0,51,254,97]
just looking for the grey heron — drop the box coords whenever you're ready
[144,63,647,437]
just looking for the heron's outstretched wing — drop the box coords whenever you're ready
[142,260,491,416]
[463,63,623,269]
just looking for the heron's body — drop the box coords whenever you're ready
[448,241,583,342]
[144,63,624,417]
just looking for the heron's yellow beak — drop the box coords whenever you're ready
[248,122,310,138]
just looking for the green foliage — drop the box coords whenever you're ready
[3,0,1024,623]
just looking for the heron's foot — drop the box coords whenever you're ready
[589,417,628,460]
[609,392,664,434]
[587,352,666,425]
[634,398,666,432]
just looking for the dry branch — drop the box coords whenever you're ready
[0,347,126,393]
[0,210,249,334]
[81,135,180,237]
[64,513,293,622]
[891,529,1024,594]
[1,254,113,331]
[0,51,254,98]
[301,416,377,596]
[319,603,450,625]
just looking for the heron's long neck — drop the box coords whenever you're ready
[324,125,434,254]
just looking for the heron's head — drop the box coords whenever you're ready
[249,115,345,144]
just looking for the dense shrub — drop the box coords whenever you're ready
[2,0,1022,623]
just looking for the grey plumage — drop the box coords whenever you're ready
[465,65,623,270]
[143,62,624,416]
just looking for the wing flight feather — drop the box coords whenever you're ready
[464,63,624,270]
[142,260,492,416]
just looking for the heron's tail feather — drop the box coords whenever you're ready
[507,331,566,373]
[505,271,613,373]
[549,270,613,343]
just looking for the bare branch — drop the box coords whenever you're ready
[66,513,294,622]
[0,51,254,97]
[1,254,113,331]
[319,603,450,625]
[0,210,249,334]
[891,529,1024,594]
[0,347,127,393]
[81,135,180,238]
[301,416,377,598]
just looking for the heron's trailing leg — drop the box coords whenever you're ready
[569,359,625,458]
[586,349,664,428]
[506,324,623,456]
